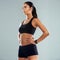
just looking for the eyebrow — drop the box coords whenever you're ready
[23,6,25,7]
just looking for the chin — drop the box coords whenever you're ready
[24,13,27,15]
[24,13,28,15]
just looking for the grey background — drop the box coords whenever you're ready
[0,0,60,60]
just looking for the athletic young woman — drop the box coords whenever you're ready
[17,1,49,60]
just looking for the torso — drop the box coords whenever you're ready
[18,17,37,46]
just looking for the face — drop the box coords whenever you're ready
[22,3,33,15]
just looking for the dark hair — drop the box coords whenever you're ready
[24,1,38,18]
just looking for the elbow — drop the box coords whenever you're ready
[44,31,49,36]
[47,32,49,36]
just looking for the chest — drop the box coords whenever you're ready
[19,23,32,30]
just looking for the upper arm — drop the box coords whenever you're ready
[35,18,49,33]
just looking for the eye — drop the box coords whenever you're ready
[24,6,27,8]
[22,6,27,10]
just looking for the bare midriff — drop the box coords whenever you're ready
[19,33,35,46]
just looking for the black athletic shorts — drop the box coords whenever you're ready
[18,43,38,58]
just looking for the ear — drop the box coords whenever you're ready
[29,7,33,13]
[31,7,33,11]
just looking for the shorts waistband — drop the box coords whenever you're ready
[19,43,36,47]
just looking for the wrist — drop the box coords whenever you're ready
[34,40,38,44]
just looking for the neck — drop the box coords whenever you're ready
[26,13,33,20]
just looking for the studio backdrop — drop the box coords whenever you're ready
[0,0,60,60]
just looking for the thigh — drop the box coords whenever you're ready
[28,55,39,60]
[18,57,28,60]
[18,46,27,58]
[27,44,39,60]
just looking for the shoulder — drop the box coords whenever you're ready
[33,18,41,22]
[33,18,42,27]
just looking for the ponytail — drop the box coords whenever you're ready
[32,6,37,18]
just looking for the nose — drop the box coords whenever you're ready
[22,10,25,13]
[22,8,24,12]
[22,7,24,10]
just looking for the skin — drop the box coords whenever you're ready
[18,3,49,60]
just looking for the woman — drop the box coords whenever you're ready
[18,1,49,60]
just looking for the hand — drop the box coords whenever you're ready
[31,40,36,45]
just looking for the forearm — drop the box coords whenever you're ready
[36,32,49,44]
[17,32,20,40]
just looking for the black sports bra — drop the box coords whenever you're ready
[18,17,36,35]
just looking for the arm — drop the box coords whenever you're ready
[34,18,49,44]
[17,20,24,40]
[17,32,20,41]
